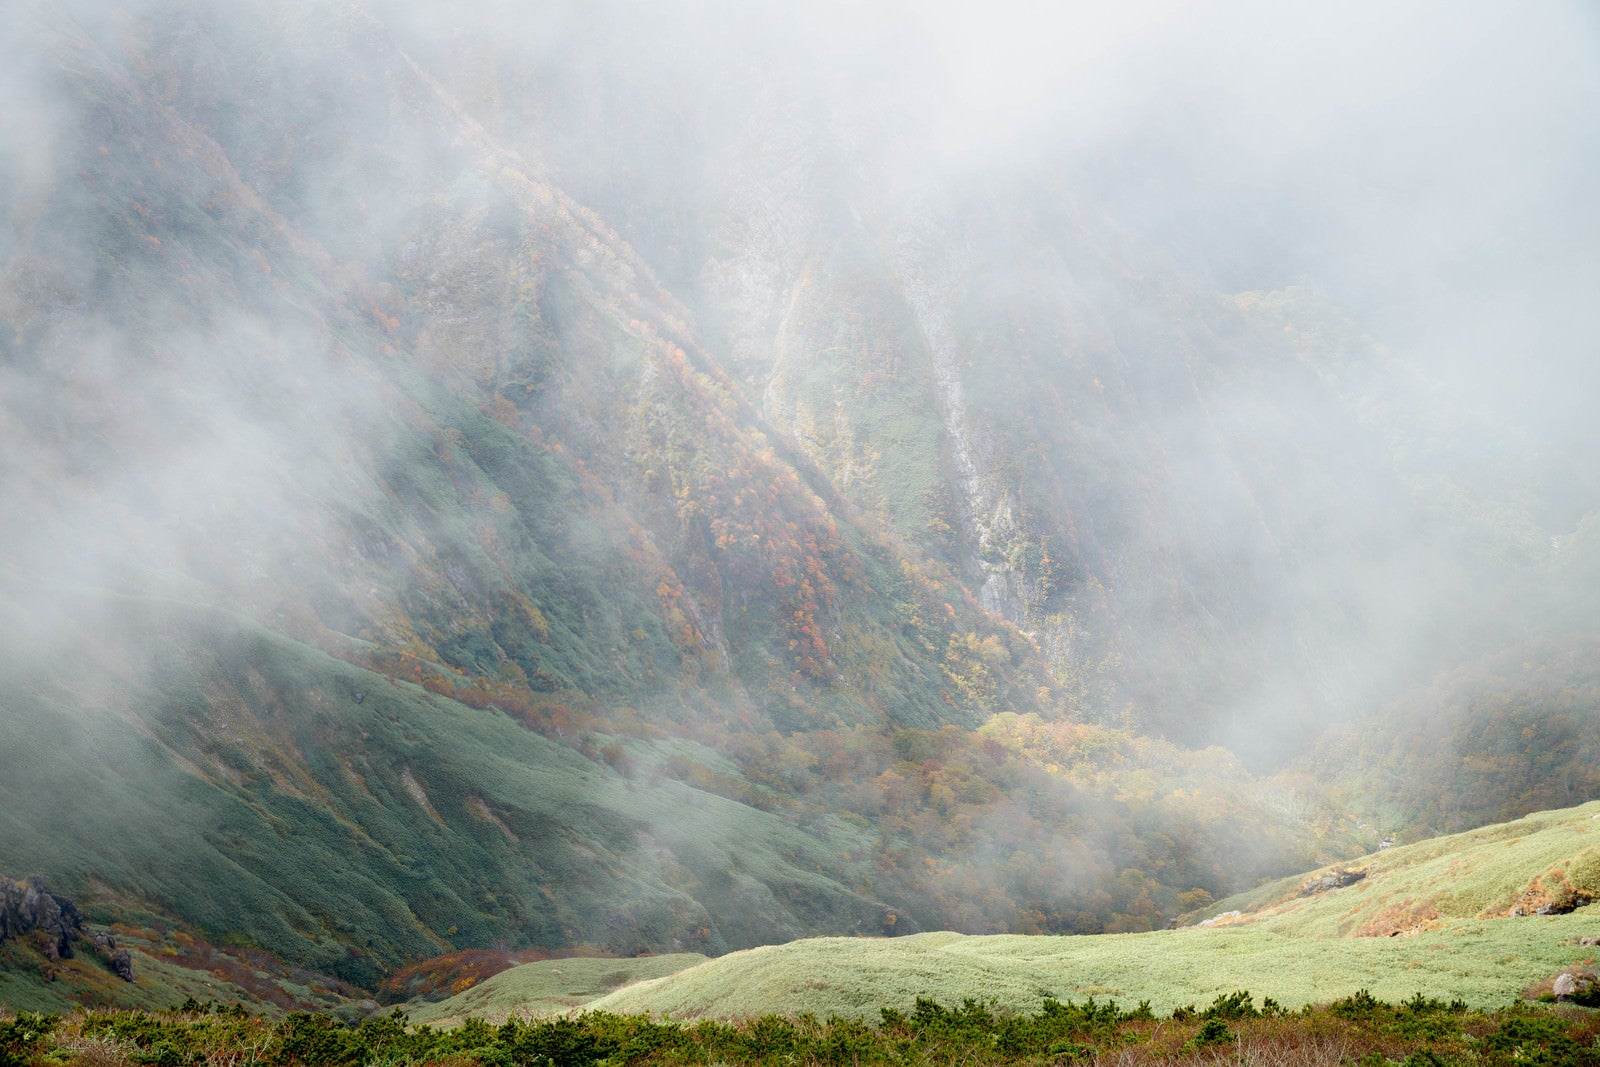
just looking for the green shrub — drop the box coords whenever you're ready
[0,1013,58,1067]
[1203,990,1259,1019]
[1189,1017,1233,1047]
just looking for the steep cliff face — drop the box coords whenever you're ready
[2,0,1052,732]
[612,150,1458,748]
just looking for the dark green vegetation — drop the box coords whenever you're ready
[6,991,1600,1066]
[3,0,1599,1019]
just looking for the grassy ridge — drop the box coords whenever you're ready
[1199,799,1600,929]
[584,921,1597,1021]
[545,801,1600,1020]
[405,954,709,1027]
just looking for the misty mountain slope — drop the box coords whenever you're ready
[441,3,1600,764]
[2,0,1077,725]
[1301,634,1600,841]
[506,62,1526,754]
[4,0,1597,1011]
[0,0,1359,994]
[691,178,1485,753]
[0,597,916,983]
[0,1,1017,975]
[759,239,953,555]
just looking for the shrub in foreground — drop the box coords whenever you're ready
[3,991,1599,1065]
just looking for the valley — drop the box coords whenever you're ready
[1,0,1597,1032]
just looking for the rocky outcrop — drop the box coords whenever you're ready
[0,874,133,981]
[1511,892,1592,916]
[0,874,83,961]
[1298,868,1368,897]
[1505,871,1592,917]
[1197,910,1243,927]
[91,929,136,982]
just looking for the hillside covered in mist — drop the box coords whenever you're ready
[1,0,1597,1004]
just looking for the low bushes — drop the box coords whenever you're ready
[3,990,1598,1066]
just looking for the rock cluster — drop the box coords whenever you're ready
[0,874,133,981]
[92,929,136,982]
[0,874,83,961]
[1508,885,1592,916]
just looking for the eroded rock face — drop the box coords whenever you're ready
[92,929,136,982]
[1,874,133,981]
[0,874,83,961]
[1509,885,1592,916]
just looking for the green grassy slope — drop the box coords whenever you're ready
[0,599,906,984]
[580,800,1600,1019]
[405,954,709,1027]
[0,932,357,1017]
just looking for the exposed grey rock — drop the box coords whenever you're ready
[1512,890,1592,917]
[1298,868,1367,897]
[1536,892,1591,915]
[1,873,133,980]
[91,928,136,981]
[1553,971,1596,1003]
[1198,910,1242,927]
[0,874,82,961]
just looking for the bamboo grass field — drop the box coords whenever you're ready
[405,954,710,1027]
[411,801,1600,1022]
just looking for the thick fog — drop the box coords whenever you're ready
[2,0,1600,972]
[5,0,1599,755]
[407,0,1600,748]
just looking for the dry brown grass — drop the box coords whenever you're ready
[49,1035,134,1067]
[1082,1019,1361,1067]
[1484,866,1596,918]
[1354,898,1442,937]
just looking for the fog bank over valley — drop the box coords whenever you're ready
[0,0,1597,1000]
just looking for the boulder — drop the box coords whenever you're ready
[1553,971,1597,1004]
